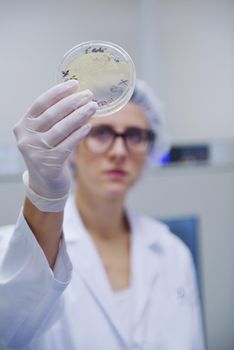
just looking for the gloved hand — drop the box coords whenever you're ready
[13,80,97,212]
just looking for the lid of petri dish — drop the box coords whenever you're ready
[56,41,136,117]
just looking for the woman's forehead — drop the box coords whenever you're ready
[90,102,149,129]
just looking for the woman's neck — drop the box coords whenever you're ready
[75,187,129,241]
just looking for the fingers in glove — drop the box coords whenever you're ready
[26,80,79,118]
[30,89,94,132]
[41,101,98,148]
[58,124,92,153]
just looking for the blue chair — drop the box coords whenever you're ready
[161,216,201,291]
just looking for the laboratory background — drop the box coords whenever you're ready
[0,0,234,349]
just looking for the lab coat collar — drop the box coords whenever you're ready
[64,195,166,249]
[63,195,166,346]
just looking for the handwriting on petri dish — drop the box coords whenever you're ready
[85,46,107,54]
[61,70,78,81]
[110,80,129,94]
[93,97,114,107]
[85,46,120,63]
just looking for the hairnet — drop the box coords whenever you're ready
[130,79,170,164]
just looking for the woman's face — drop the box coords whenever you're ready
[75,102,150,200]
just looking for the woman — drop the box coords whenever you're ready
[0,80,205,349]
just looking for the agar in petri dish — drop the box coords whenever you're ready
[56,41,136,117]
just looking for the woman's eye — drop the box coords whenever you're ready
[127,130,144,143]
[92,127,112,139]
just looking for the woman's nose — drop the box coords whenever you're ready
[108,136,128,157]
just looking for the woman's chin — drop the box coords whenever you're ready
[102,183,129,200]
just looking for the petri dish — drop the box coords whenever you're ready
[56,40,136,117]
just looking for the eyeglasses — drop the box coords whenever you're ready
[83,125,156,155]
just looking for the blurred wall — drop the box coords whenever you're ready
[138,0,234,143]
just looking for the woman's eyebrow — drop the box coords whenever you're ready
[91,124,148,131]
[91,124,112,128]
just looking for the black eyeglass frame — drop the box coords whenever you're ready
[83,125,156,155]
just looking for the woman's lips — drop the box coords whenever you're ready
[105,169,127,179]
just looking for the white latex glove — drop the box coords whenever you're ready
[13,80,97,211]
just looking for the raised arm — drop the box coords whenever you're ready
[13,80,97,268]
[0,81,97,348]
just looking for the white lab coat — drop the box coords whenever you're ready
[0,196,205,350]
